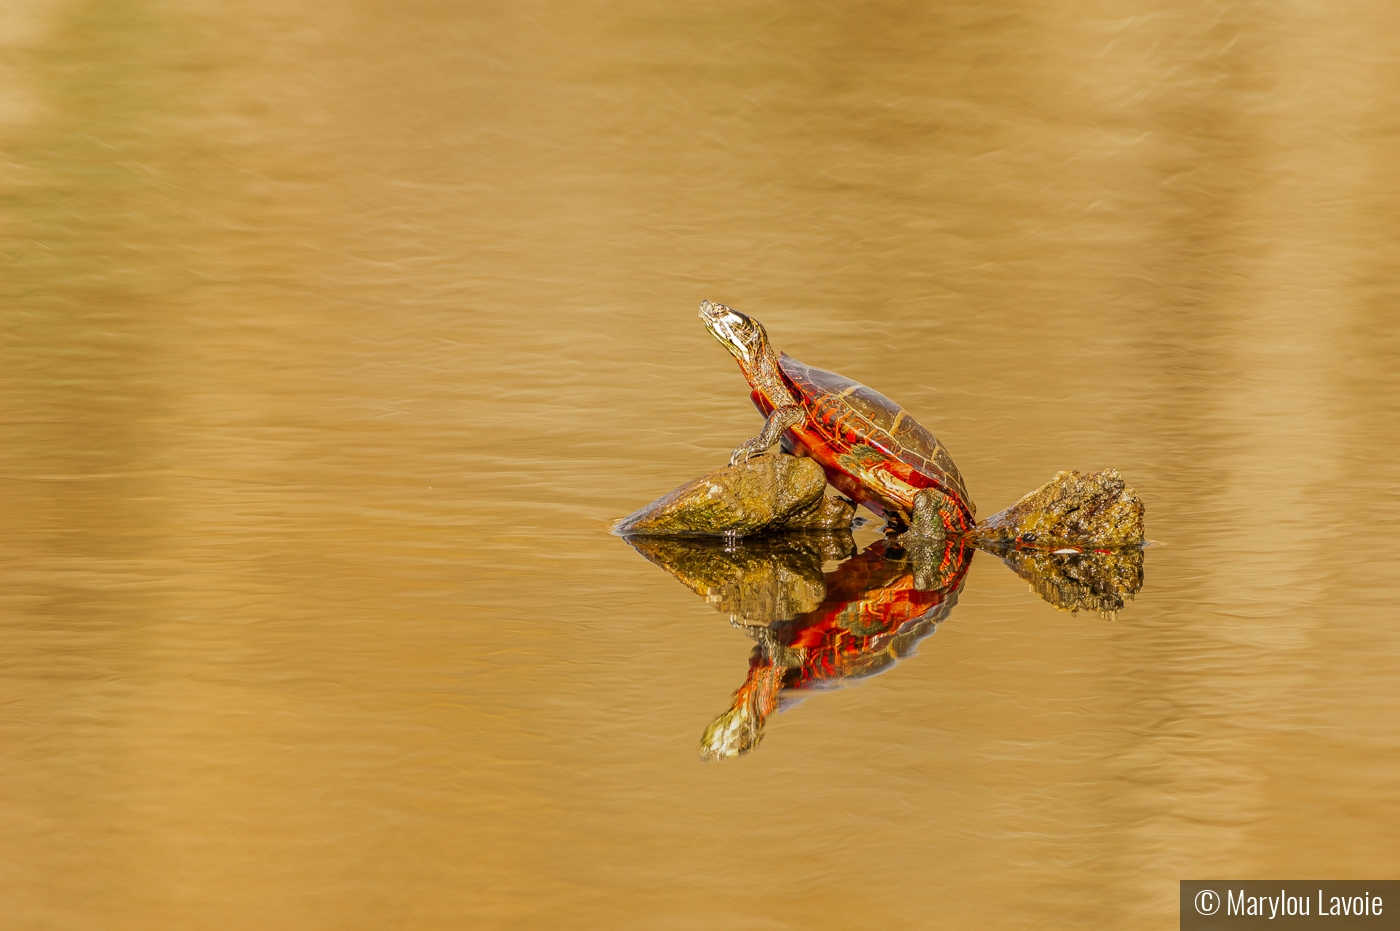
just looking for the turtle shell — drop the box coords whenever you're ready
[778,353,975,516]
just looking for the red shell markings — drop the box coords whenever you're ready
[778,537,972,686]
[751,353,975,524]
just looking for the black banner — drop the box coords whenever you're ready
[1182,882,1399,930]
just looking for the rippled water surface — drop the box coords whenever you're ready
[3,2,1399,928]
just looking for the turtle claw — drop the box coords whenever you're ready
[728,442,759,466]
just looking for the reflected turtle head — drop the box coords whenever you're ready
[698,702,766,761]
[698,660,784,762]
[700,300,775,377]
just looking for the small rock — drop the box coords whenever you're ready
[779,490,858,531]
[972,469,1145,548]
[613,454,850,536]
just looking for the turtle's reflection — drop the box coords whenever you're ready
[626,533,1147,760]
[627,533,974,759]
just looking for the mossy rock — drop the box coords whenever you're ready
[972,469,1144,548]
[613,454,855,537]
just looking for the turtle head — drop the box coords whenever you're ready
[700,300,774,377]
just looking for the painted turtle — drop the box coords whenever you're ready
[700,300,975,539]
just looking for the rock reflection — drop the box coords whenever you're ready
[983,544,1145,618]
[627,534,1147,759]
[627,532,856,626]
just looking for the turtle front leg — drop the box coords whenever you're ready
[904,487,971,542]
[904,537,969,591]
[729,404,804,465]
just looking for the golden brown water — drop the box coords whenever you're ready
[3,1,1399,927]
